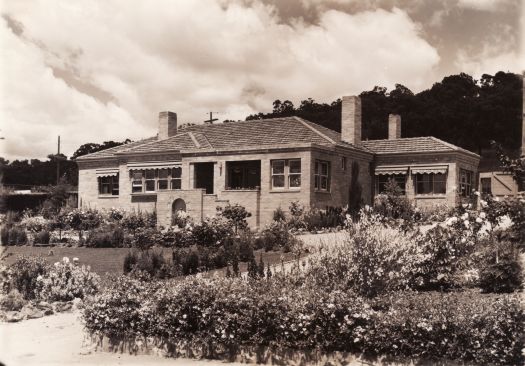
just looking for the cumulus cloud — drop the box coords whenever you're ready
[1,0,440,159]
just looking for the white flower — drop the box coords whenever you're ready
[479,212,486,219]
[464,220,470,228]
[62,257,70,263]
[474,191,480,196]
[475,217,482,223]
[461,213,468,220]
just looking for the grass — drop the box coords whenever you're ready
[1,245,300,277]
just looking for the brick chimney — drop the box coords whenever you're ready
[388,114,401,140]
[341,96,361,145]
[158,111,177,140]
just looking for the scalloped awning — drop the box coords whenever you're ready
[411,165,448,174]
[96,169,119,177]
[127,161,181,171]
[374,166,409,175]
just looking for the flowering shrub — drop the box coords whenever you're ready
[82,275,524,365]
[258,220,297,252]
[191,217,234,247]
[132,227,162,251]
[20,215,49,233]
[3,256,48,299]
[36,257,99,302]
[65,208,103,242]
[217,204,251,234]
[121,211,156,234]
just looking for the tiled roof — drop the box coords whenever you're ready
[362,136,479,157]
[75,137,157,160]
[76,117,478,160]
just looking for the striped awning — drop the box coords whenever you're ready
[375,166,408,175]
[127,161,181,171]
[411,165,448,174]
[96,169,119,177]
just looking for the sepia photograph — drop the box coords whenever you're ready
[0,0,524,365]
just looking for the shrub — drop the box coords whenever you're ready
[5,256,48,299]
[259,221,296,252]
[36,257,99,302]
[20,215,49,233]
[123,250,170,279]
[82,276,524,366]
[86,227,126,248]
[272,207,286,222]
[479,260,523,293]
[0,289,26,311]
[1,226,29,246]
[121,211,156,233]
[191,217,233,247]
[238,236,254,262]
[33,230,51,245]
[303,206,346,231]
[132,227,161,251]
[123,252,138,274]
[218,204,251,233]
[65,208,103,242]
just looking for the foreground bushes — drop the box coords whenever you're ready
[83,275,524,365]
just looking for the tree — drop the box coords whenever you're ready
[71,139,131,159]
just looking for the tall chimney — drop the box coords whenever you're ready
[341,96,361,145]
[158,111,177,140]
[388,114,401,140]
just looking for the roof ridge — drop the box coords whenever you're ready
[187,132,201,148]
[293,116,336,145]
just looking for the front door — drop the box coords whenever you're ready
[194,162,214,194]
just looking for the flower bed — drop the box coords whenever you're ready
[82,275,524,365]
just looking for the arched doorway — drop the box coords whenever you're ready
[171,198,187,226]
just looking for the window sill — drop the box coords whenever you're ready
[414,194,447,199]
[98,195,119,199]
[314,190,331,194]
[223,189,261,192]
[131,192,157,196]
[269,189,301,193]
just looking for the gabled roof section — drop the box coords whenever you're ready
[75,137,157,160]
[362,136,479,158]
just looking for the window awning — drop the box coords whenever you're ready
[374,166,409,175]
[96,169,119,177]
[411,165,448,174]
[127,161,181,171]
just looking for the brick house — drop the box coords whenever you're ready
[76,96,480,228]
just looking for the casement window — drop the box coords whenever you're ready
[131,167,182,193]
[271,159,301,190]
[171,167,182,190]
[314,160,330,192]
[157,169,169,190]
[459,169,473,197]
[98,175,119,196]
[375,174,406,195]
[415,173,446,195]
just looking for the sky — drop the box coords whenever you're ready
[0,0,524,160]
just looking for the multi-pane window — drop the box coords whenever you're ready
[375,174,406,194]
[145,170,156,192]
[98,175,119,196]
[314,160,330,191]
[288,159,301,188]
[171,167,182,190]
[415,173,446,195]
[459,169,473,197]
[130,167,182,193]
[271,159,301,190]
[132,172,143,193]
[157,169,169,190]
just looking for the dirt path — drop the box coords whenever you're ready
[0,310,243,366]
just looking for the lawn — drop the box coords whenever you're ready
[0,245,299,277]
